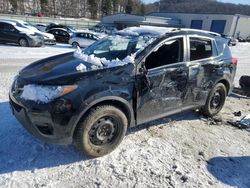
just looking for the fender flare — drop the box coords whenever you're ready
[70,96,135,137]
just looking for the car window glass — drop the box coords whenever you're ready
[93,35,99,40]
[58,30,63,35]
[50,30,57,34]
[145,38,184,70]
[109,39,129,51]
[16,22,26,28]
[2,23,15,32]
[80,33,87,38]
[62,31,68,36]
[190,37,213,61]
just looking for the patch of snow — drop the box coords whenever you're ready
[74,46,135,71]
[76,63,87,72]
[20,84,63,103]
[119,26,174,37]
[73,34,158,72]
[116,30,139,37]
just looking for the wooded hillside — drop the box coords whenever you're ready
[0,0,250,19]
[146,0,250,16]
[0,0,145,19]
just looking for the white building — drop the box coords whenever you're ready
[149,12,250,39]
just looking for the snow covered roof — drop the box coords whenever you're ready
[116,26,176,37]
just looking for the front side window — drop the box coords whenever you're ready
[145,37,184,70]
[190,37,213,61]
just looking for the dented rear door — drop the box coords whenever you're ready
[184,36,221,107]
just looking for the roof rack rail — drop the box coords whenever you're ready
[182,28,221,36]
[172,28,221,37]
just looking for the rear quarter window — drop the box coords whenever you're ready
[216,39,232,58]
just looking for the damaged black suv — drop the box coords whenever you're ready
[9,27,237,157]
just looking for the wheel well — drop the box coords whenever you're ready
[218,79,230,94]
[19,37,27,42]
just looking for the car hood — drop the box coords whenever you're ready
[42,32,55,39]
[18,52,132,85]
[16,26,36,35]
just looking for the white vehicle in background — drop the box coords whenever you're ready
[14,20,56,45]
[69,31,105,48]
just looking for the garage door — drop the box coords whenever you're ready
[191,20,203,29]
[210,20,226,34]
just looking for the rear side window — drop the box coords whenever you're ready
[190,38,213,61]
[60,31,69,36]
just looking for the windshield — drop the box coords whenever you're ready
[83,35,155,61]
[16,22,26,28]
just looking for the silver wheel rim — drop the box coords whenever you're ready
[20,39,27,47]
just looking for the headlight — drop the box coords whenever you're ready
[28,33,37,37]
[20,84,77,103]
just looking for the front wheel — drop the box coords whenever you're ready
[201,83,227,117]
[19,38,29,47]
[74,105,128,157]
[72,42,79,48]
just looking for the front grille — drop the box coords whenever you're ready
[36,123,54,135]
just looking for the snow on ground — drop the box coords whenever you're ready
[0,44,73,60]
[230,43,250,87]
[0,43,250,188]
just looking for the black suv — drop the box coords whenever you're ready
[0,20,44,47]
[9,27,237,157]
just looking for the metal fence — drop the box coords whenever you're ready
[0,13,100,29]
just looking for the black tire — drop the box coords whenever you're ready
[72,42,80,48]
[74,105,128,157]
[201,83,227,117]
[19,38,29,47]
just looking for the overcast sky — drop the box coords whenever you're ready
[143,0,250,5]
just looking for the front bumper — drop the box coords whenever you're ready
[9,93,73,144]
[44,39,56,45]
[27,36,44,47]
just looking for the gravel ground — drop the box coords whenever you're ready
[0,43,249,188]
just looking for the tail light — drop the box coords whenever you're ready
[232,57,238,65]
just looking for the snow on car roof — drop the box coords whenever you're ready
[116,26,176,37]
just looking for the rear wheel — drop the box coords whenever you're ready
[201,83,227,117]
[74,105,128,157]
[19,38,29,47]
[72,42,80,48]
